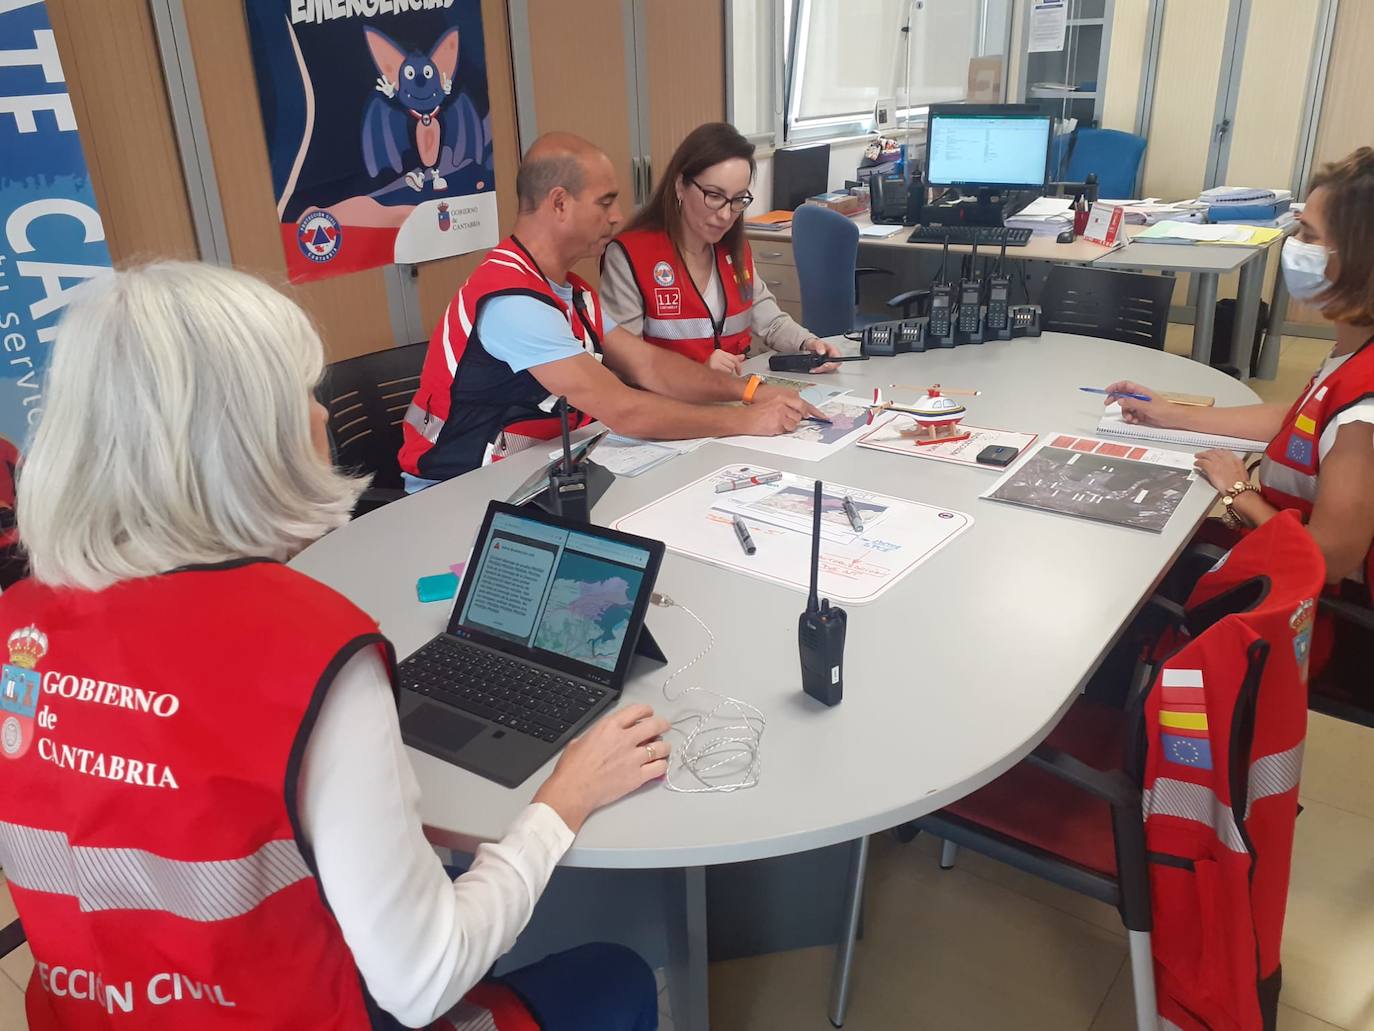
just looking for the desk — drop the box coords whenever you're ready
[748,215,1287,381]
[291,336,1257,1031]
[1095,239,1271,375]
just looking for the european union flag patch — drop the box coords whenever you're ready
[1286,434,1314,465]
[1162,733,1213,770]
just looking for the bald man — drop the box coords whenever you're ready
[398,132,824,488]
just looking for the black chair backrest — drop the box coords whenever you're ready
[321,341,427,491]
[1040,265,1174,350]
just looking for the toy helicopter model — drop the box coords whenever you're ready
[865,383,979,445]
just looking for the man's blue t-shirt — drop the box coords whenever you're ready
[478,280,618,373]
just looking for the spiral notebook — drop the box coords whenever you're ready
[1096,412,1270,454]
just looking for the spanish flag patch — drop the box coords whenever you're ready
[1158,668,1212,769]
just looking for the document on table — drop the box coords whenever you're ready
[613,465,973,605]
[1135,220,1255,244]
[547,434,681,477]
[858,416,1039,468]
[712,393,874,462]
[981,433,1201,533]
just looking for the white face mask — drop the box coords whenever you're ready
[1282,237,1334,301]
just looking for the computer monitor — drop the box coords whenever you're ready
[771,143,831,211]
[924,104,1052,190]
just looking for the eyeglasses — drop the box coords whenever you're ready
[689,178,754,213]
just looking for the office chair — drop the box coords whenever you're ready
[1040,265,1174,350]
[1178,545,1374,729]
[321,340,427,517]
[1063,128,1147,200]
[1311,591,1374,727]
[911,514,1319,1031]
[791,204,912,337]
[829,515,1322,1030]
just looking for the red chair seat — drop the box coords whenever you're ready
[945,700,1129,878]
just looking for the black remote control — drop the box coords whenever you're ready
[798,480,846,707]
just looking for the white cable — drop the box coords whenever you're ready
[650,593,764,793]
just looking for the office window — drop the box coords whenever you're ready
[785,0,1010,139]
[728,0,781,142]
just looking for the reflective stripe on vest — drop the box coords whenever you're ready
[405,401,444,444]
[1143,742,1304,852]
[1244,741,1304,817]
[0,821,311,921]
[641,310,752,343]
[1143,778,1247,853]
[1257,457,1318,506]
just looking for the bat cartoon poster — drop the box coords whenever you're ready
[245,0,499,283]
[1,1,113,548]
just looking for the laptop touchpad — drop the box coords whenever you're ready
[402,705,486,753]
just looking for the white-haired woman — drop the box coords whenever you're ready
[0,262,664,1031]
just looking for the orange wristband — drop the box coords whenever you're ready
[742,374,762,404]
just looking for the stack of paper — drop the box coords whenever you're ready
[1199,186,1292,207]
[1134,220,1258,244]
[1005,196,1073,236]
[1100,199,1207,225]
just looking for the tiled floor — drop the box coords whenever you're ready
[707,711,1373,1031]
[0,331,1364,1030]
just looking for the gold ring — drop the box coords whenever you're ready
[644,743,656,762]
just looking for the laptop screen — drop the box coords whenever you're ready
[448,504,663,687]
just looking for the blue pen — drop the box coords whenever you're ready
[1080,386,1152,402]
[804,415,834,425]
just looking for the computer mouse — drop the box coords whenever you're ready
[1056,229,1076,244]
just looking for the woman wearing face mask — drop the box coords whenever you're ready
[1104,148,1374,675]
[600,122,842,376]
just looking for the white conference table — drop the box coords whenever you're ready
[292,334,1257,1030]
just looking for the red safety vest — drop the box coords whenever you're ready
[1144,511,1324,1030]
[1258,333,1374,585]
[398,236,602,482]
[606,228,755,364]
[0,563,532,1031]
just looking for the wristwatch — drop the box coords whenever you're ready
[1221,480,1260,529]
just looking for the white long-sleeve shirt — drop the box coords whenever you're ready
[297,647,574,1027]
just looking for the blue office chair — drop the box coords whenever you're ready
[791,204,921,337]
[1063,128,1147,200]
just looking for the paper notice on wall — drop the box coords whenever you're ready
[1029,0,1068,53]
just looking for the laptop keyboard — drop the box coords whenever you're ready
[399,636,608,743]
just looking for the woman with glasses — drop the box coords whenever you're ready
[601,121,841,376]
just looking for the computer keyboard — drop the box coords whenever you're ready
[399,637,607,743]
[907,225,1033,247]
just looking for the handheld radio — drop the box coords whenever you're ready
[927,236,956,347]
[768,353,870,373]
[798,480,846,707]
[956,238,985,344]
[547,398,589,522]
[985,232,1012,338]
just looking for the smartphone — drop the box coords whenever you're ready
[976,444,1021,467]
